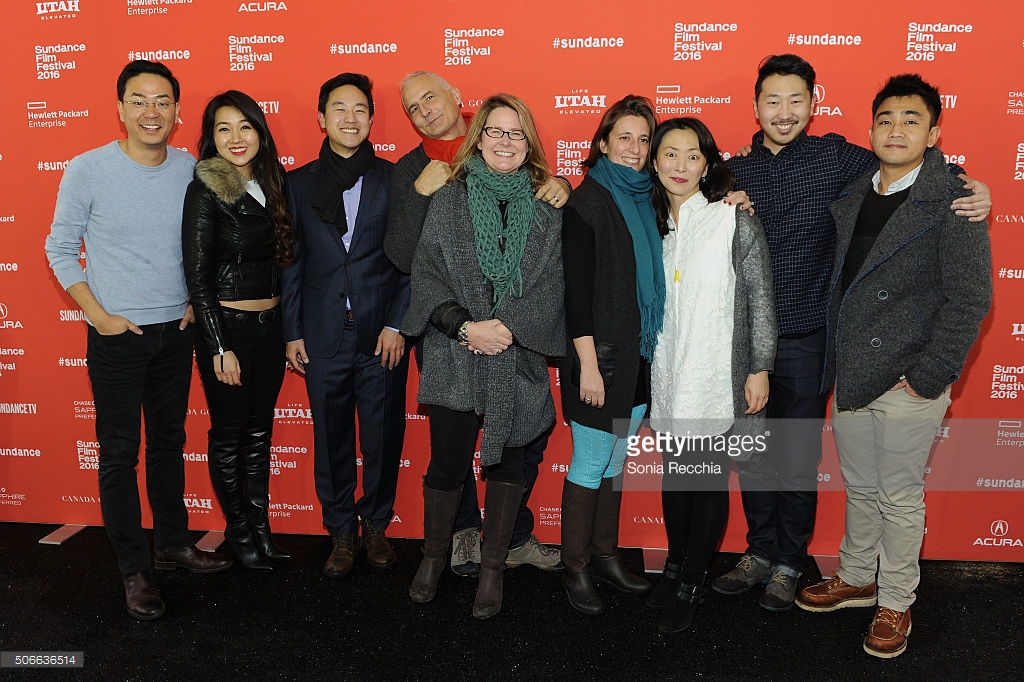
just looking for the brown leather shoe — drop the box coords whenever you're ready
[361,520,396,570]
[796,574,877,612]
[323,534,359,577]
[123,571,165,620]
[864,606,911,658]
[154,545,233,573]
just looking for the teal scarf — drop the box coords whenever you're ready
[589,155,665,361]
[466,155,538,313]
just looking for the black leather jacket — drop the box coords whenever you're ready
[183,156,281,356]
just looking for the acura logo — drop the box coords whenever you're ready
[0,303,8,319]
[814,84,826,104]
[991,520,1009,536]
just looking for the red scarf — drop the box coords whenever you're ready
[419,109,475,164]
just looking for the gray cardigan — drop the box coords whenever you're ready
[823,146,992,409]
[728,209,778,435]
[401,180,566,466]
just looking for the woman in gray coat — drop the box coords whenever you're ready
[646,117,777,633]
[401,94,564,620]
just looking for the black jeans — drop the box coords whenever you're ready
[425,406,525,491]
[452,426,550,548]
[738,329,828,574]
[194,309,286,517]
[87,321,195,576]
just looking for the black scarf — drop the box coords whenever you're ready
[311,137,376,236]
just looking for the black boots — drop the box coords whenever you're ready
[560,477,651,615]
[658,577,706,634]
[208,429,270,571]
[244,422,290,561]
[410,484,462,603]
[645,560,683,609]
[589,477,650,595]
[473,480,525,619]
[560,480,603,616]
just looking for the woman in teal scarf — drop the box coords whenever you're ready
[402,94,565,620]
[559,95,663,616]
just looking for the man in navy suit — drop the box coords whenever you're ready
[282,73,410,577]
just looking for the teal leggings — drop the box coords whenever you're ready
[566,403,647,489]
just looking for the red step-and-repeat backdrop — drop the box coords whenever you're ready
[1,0,1022,561]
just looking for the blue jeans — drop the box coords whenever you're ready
[738,329,828,574]
[87,321,195,576]
[567,404,647,489]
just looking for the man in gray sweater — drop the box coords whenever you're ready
[45,60,230,621]
[795,74,992,659]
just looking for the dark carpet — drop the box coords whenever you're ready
[0,522,1020,681]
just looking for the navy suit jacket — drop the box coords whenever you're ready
[282,155,410,359]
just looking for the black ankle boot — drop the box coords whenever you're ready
[588,477,650,595]
[645,560,683,609]
[658,581,705,633]
[563,569,604,616]
[590,554,651,594]
[226,525,272,571]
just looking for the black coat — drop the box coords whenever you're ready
[182,156,280,357]
[560,175,647,435]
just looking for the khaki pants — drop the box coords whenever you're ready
[831,386,951,612]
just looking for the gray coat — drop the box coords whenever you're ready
[729,209,778,435]
[824,146,992,409]
[402,180,565,466]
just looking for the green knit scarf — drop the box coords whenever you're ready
[466,154,539,313]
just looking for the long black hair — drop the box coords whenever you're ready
[198,90,295,265]
[649,117,735,237]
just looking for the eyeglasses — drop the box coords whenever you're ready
[122,99,175,111]
[483,127,526,141]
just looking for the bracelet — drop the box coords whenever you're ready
[457,320,471,345]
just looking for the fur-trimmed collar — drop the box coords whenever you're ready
[195,156,248,205]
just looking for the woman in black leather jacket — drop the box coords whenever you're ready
[182,90,295,569]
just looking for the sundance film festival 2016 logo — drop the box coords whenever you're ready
[974,519,1023,548]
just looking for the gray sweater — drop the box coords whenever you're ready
[402,180,565,465]
[45,141,196,325]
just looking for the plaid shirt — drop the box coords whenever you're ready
[727,131,876,336]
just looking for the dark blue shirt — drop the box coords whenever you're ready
[727,131,876,336]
